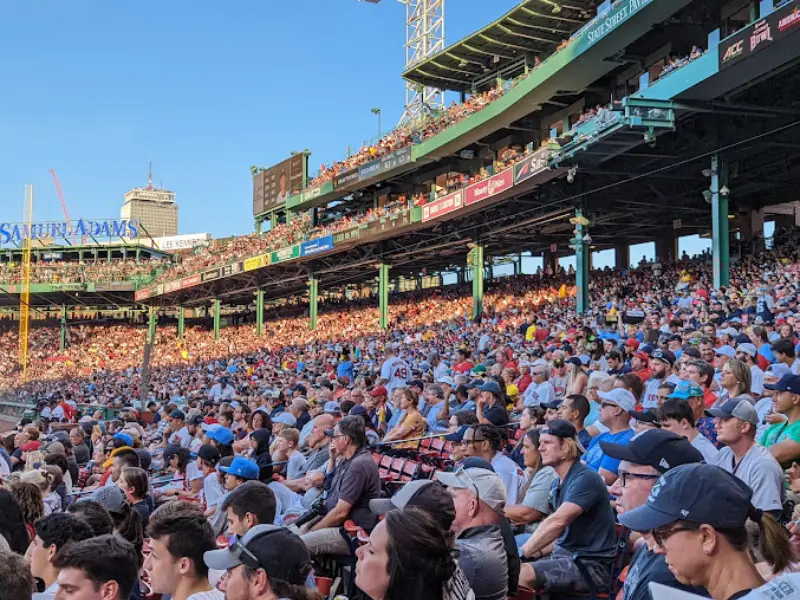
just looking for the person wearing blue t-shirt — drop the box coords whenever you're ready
[583,388,636,485]
[337,353,354,383]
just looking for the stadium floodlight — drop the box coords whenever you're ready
[720,185,730,197]
[702,189,713,203]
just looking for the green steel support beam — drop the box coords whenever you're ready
[148,306,157,343]
[177,307,185,341]
[309,277,319,331]
[379,263,390,330]
[711,154,730,289]
[471,242,484,320]
[575,209,590,315]
[256,289,264,335]
[213,299,221,341]
[254,218,263,234]
[59,305,67,351]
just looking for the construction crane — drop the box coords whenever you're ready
[361,0,445,125]
[49,168,76,244]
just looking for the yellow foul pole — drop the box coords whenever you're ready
[19,185,33,382]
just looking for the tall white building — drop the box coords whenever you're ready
[121,187,178,239]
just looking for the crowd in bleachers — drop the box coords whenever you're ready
[3,231,800,598]
[0,259,168,285]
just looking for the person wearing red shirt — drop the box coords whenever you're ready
[517,363,533,393]
[631,351,652,383]
[452,349,474,374]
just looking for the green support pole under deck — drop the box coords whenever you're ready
[309,277,319,331]
[711,154,730,289]
[213,299,221,341]
[177,307,185,341]
[471,243,484,320]
[59,305,67,351]
[379,263,390,330]
[256,289,264,335]
[148,306,157,343]
[575,209,590,315]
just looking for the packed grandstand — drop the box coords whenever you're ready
[3,0,800,599]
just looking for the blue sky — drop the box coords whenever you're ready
[0,0,520,237]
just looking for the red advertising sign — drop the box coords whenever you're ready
[421,191,465,222]
[465,168,514,206]
[181,274,202,289]
[135,288,151,302]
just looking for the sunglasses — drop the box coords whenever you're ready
[652,523,697,548]
[226,535,262,571]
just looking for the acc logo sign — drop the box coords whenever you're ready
[722,40,744,62]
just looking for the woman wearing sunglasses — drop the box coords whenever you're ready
[619,463,797,600]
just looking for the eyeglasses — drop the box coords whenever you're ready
[652,524,697,548]
[620,471,661,487]
[454,466,481,502]
[459,437,486,446]
[601,402,618,409]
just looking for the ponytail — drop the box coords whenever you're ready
[751,509,796,574]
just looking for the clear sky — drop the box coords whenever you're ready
[0,0,521,237]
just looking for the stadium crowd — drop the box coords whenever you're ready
[1,229,800,599]
[0,259,168,285]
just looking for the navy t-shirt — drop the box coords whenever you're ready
[622,544,708,600]
[550,461,617,558]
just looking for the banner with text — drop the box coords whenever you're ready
[720,1,800,69]
[244,255,269,272]
[513,148,552,185]
[181,274,202,289]
[271,244,301,264]
[421,191,465,222]
[301,235,334,257]
[465,168,514,206]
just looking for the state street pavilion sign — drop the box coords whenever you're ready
[0,218,140,246]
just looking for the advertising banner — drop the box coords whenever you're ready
[96,282,135,291]
[465,168,514,206]
[513,148,552,185]
[201,268,221,283]
[334,226,362,245]
[243,255,268,272]
[42,252,64,260]
[720,2,800,69]
[302,186,323,202]
[221,262,243,277]
[358,159,382,180]
[253,154,307,216]
[334,168,359,188]
[271,244,301,264]
[380,147,412,172]
[164,280,181,293]
[181,274,201,289]
[421,191,465,222]
[300,235,334,257]
[134,288,151,302]
[363,210,411,238]
[155,284,164,296]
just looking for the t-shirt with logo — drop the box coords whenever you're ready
[380,358,410,394]
[622,543,708,600]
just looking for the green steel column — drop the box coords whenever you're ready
[256,289,264,335]
[379,263,390,330]
[471,243,484,320]
[148,306,157,343]
[309,277,319,331]
[177,307,185,341]
[213,299,221,341]
[711,154,730,289]
[254,218,262,234]
[59,305,67,351]
[575,209,590,315]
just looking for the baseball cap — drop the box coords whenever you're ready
[650,349,675,367]
[369,386,388,398]
[188,415,204,426]
[113,433,134,448]
[169,410,186,420]
[204,524,312,585]
[566,357,583,367]
[323,401,341,414]
[207,426,235,446]
[369,480,455,529]
[540,419,586,454]
[668,380,703,400]
[437,376,456,387]
[218,456,260,480]
[735,343,757,358]
[196,444,221,465]
[600,429,702,473]
[437,467,507,512]
[443,425,470,442]
[201,422,221,433]
[597,388,636,413]
[478,381,502,396]
[634,351,650,362]
[273,413,297,427]
[766,363,792,378]
[162,443,183,464]
[619,463,755,532]
[705,398,759,425]
[541,399,563,410]
[630,409,661,427]
[764,373,800,394]
[714,345,736,358]
[290,384,307,396]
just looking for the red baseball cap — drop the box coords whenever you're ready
[625,339,640,350]
[369,386,388,397]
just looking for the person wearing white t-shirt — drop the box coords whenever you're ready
[737,343,765,396]
[195,445,225,519]
[642,350,681,409]
[522,366,556,408]
[658,398,719,463]
[143,500,225,600]
[380,347,410,395]
[461,425,525,504]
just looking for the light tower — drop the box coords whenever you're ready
[362,0,445,125]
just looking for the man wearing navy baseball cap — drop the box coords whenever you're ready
[601,429,705,600]
[761,373,800,466]
[519,420,617,594]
